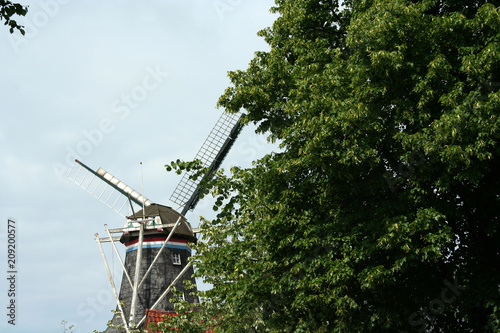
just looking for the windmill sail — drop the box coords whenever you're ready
[67,159,153,218]
[170,111,245,214]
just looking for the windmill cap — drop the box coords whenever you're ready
[126,203,196,241]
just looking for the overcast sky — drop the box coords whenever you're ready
[0,1,277,332]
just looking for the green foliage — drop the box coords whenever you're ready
[167,0,500,331]
[61,320,75,333]
[0,1,27,34]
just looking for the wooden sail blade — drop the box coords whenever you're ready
[67,159,153,218]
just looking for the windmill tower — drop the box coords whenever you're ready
[67,111,244,332]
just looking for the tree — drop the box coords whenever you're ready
[166,0,500,331]
[0,0,27,34]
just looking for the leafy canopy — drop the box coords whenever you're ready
[0,0,27,35]
[165,0,500,332]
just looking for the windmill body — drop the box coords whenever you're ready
[106,204,199,332]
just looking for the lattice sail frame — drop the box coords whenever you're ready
[170,111,244,213]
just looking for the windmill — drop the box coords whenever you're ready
[67,111,244,332]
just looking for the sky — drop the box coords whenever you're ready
[0,1,278,332]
